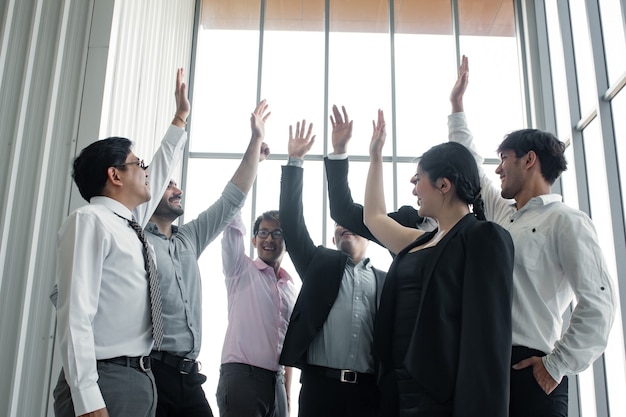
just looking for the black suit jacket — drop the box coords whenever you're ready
[376,214,514,417]
[278,164,386,368]
[324,157,436,249]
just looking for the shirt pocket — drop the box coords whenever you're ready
[514,226,547,271]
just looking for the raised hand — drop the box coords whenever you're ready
[288,120,316,159]
[369,109,386,159]
[330,105,353,154]
[251,99,271,141]
[230,102,271,193]
[175,68,190,121]
[259,142,270,162]
[450,55,469,113]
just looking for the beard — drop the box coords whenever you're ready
[154,203,184,220]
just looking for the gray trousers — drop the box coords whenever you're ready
[216,363,287,417]
[53,361,157,417]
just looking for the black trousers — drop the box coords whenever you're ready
[298,369,379,417]
[152,357,213,417]
[510,346,568,417]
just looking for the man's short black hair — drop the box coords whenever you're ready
[498,129,567,184]
[72,137,132,202]
[253,210,280,235]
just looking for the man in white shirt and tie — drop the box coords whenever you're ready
[53,69,189,417]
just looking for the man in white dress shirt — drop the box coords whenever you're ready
[449,56,615,416]
[53,69,189,417]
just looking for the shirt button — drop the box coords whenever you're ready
[355,314,359,318]
[353,334,357,338]
[355,296,359,300]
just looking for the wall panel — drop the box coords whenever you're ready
[0,0,195,416]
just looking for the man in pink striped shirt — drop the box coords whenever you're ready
[217,209,298,417]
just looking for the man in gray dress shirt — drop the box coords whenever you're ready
[146,101,271,417]
[279,121,387,417]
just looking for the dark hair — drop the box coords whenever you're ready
[497,129,567,184]
[418,142,486,220]
[253,210,280,235]
[72,137,133,202]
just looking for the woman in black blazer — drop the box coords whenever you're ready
[364,111,514,417]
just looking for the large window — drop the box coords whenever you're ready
[542,0,626,415]
[184,1,523,413]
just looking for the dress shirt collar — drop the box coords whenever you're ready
[346,257,371,269]
[513,194,563,211]
[90,196,133,220]
[145,221,178,238]
[253,257,294,283]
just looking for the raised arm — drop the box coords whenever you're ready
[447,56,512,224]
[447,56,483,166]
[279,120,317,277]
[363,110,423,254]
[326,105,427,247]
[221,211,249,278]
[325,105,381,242]
[231,100,271,193]
[136,68,190,227]
[178,102,270,252]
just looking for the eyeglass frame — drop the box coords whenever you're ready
[254,229,284,239]
[113,159,148,171]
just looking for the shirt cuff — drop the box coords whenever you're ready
[227,210,245,230]
[327,153,348,160]
[287,157,304,167]
[542,353,566,383]
[163,124,188,149]
[447,112,467,128]
[71,384,106,416]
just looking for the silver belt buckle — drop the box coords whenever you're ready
[340,369,357,384]
[179,358,195,375]
[139,355,150,372]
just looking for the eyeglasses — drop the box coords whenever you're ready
[114,159,148,171]
[255,229,284,239]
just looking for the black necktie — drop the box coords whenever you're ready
[116,213,164,350]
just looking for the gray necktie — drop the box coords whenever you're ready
[116,214,164,350]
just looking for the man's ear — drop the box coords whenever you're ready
[107,167,123,186]
[524,150,539,171]
[252,236,257,247]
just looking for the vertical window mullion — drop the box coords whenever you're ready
[248,0,266,257]
[585,1,626,414]
[389,0,398,211]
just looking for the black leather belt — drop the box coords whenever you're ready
[99,356,151,372]
[305,365,375,384]
[150,351,199,374]
[221,362,280,379]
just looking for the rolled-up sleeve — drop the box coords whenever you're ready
[543,212,616,381]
